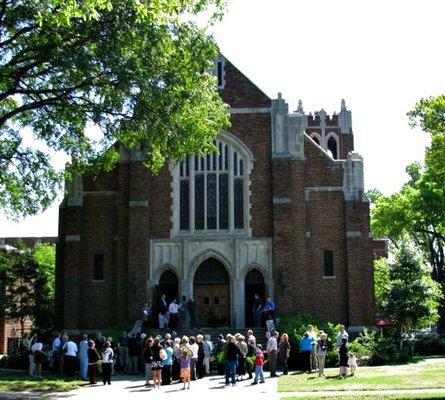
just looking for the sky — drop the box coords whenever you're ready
[1,0,444,237]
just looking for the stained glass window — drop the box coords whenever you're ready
[180,180,189,230]
[207,173,217,229]
[219,173,228,229]
[234,178,244,229]
[195,174,204,229]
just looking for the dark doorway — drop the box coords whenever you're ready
[159,270,179,304]
[194,257,230,327]
[245,269,265,327]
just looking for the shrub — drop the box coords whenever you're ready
[413,334,445,356]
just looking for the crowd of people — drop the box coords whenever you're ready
[19,323,357,387]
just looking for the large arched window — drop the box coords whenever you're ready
[171,131,252,236]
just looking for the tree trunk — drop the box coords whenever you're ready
[437,304,445,334]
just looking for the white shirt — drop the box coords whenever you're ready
[102,347,114,364]
[189,343,199,359]
[31,342,43,353]
[336,330,349,347]
[169,302,180,314]
[267,336,277,352]
[63,341,78,357]
[52,337,61,352]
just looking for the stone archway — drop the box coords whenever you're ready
[158,269,179,304]
[193,257,230,327]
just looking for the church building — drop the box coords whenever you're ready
[56,55,375,331]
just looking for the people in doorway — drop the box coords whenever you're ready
[158,294,168,330]
[168,299,180,330]
[253,294,263,327]
[141,301,152,332]
[187,297,198,329]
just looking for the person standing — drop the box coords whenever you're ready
[162,340,174,385]
[299,332,313,373]
[117,331,129,373]
[22,333,34,377]
[188,336,199,380]
[225,335,241,386]
[179,337,192,390]
[51,333,62,372]
[78,334,89,380]
[246,329,256,347]
[87,340,100,384]
[336,325,349,349]
[178,296,190,331]
[339,338,349,378]
[158,294,168,330]
[316,332,328,377]
[251,344,265,384]
[151,337,164,389]
[101,341,114,385]
[267,331,278,377]
[203,335,213,376]
[253,294,262,327]
[143,337,154,387]
[307,325,318,371]
[278,333,290,375]
[63,336,78,377]
[187,297,197,329]
[236,335,248,380]
[168,299,180,330]
[31,335,45,379]
[127,333,139,374]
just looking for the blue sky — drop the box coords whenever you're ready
[1,0,444,236]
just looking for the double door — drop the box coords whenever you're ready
[194,284,229,326]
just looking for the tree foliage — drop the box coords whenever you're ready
[371,94,445,332]
[0,0,230,217]
[375,245,442,341]
[0,243,56,334]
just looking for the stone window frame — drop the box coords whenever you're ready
[170,130,253,238]
[326,132,340,160]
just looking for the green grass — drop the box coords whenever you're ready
[278,359,445,392]
[281,393,445,400]
[0,370,82,392]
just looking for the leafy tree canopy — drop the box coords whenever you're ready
[0,0,230,218]
[371,94,445,331]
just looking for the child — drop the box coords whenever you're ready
[179,336,192,390]
[251,344,265,384]
[339,337,348,379]
[316,332,329,378]
[348,352,358,376]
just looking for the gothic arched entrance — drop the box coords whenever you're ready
[158,269,179,304]
[193,257,230,327]
[244,268,265,327]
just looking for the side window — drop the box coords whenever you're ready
[94,253,104,280]
[323,250,334,277]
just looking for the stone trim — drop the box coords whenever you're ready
[305,186,343,201]
[273,197,292,204]
[346,231,362,238]
[65,235,80,242]
[129,200,148,207]
[230,107,271,114]
[323,275,336,279]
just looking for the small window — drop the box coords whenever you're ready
[323,250,334,277]
[204,297,210,305]
[217,61,223,87]
[94,254,104,280]
[214,297,220,305]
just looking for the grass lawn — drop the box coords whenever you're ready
[0,370,82,392]
[278,359,445,392]
[281,393,445,400]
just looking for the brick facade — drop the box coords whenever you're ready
[56,56,375,330]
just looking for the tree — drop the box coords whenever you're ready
[0,246,38,336]
[0,0,230,217]
[371,95,445,332]
[375,244,442,346]
[0,243,56,334]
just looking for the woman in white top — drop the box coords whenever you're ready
[101,341,114,385]
[31,336,45,378]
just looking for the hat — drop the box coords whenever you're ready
[140,333,147,339]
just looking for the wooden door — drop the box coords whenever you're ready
[195,284,229,326]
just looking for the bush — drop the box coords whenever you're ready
[277,313,339,369]
[413,334,445,356]
[0,349,28,369]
